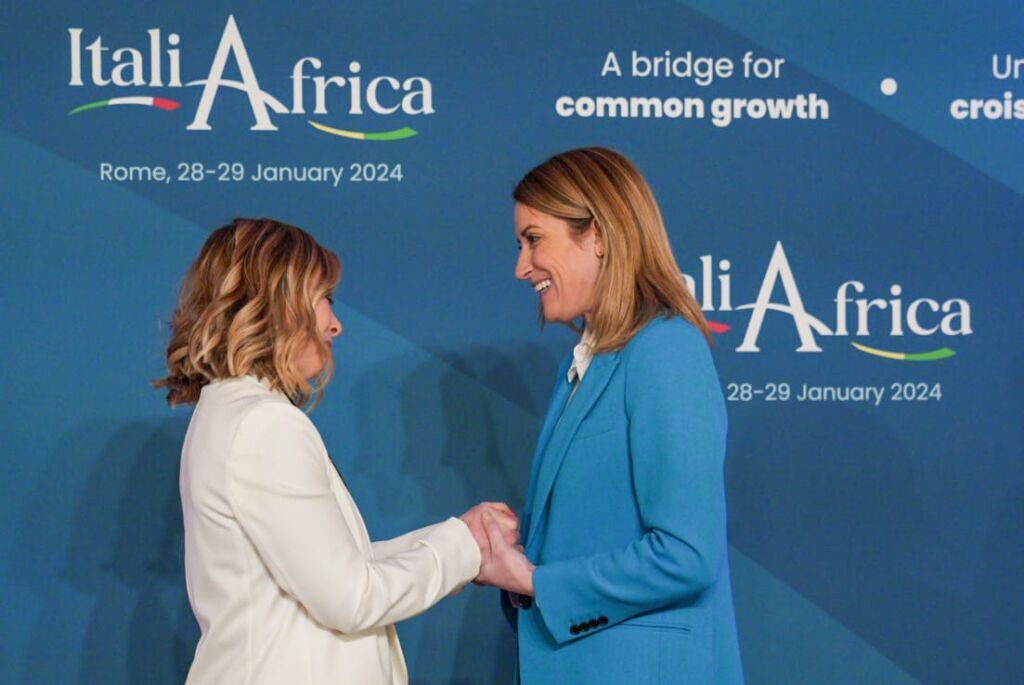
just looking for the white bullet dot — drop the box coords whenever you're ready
[881,77,898,96]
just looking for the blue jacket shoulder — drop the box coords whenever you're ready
[624,316,710,361]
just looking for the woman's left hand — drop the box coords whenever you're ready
[476,511,536,596]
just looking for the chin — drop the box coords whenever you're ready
[543,304,580,324]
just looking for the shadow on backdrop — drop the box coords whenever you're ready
[966,353,1024,681]
[728,396,1024,684]
[347,343,550,684]
[13,417,197,685]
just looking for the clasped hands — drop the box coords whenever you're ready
[460,502,535,597]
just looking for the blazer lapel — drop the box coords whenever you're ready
[521,355,574,544]
[321,452,373,554]
[526,351,620,552]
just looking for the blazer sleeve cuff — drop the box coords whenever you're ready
[419,517,482,595]
[532,562,620,646]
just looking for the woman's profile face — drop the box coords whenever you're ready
[514,203,603,323]
[296,296,343,379]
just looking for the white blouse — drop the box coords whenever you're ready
[567,331,596,384]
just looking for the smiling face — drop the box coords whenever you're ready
[514,203,604,324]
[296,295,343,379]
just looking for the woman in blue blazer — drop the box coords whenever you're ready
[477,148,744,684]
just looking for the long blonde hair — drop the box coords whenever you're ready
[513,147,711,352]
[154,218,341,408]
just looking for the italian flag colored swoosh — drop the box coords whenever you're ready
[851,342,955,361]
[69,97,181,115]
[309,120,418,141]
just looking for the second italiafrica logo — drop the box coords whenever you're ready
[690,242,970,361]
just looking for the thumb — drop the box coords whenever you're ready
[482,511,507,551]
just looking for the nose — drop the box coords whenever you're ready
[329,313,342,337]
[514,247,532,281]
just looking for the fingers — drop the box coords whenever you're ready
[483,501,516,518]
[480,513,536,596]
[483,505,519,532]
[465,503,520,544]
[463,502,518,527]
[462,503,521,562]
[482,511,508,552]
[478,503,518,532]
[459,514,490,560]
[489,512,520,544]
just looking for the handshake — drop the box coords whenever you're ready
[460,502,535,598]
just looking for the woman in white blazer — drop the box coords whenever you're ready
[155,218,517,685]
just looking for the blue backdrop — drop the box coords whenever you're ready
[2,2,1021,683]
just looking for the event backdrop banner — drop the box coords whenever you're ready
[2,2,1021,684]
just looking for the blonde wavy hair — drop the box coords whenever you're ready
[154,217,341,408]
[514,147,711,353]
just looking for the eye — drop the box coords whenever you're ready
[326,294,335,305]
[517,232,539,251]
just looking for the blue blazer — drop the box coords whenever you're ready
[513,316,743,684]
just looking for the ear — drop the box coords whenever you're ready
[592,219,605,258]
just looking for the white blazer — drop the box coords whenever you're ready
[179,375,481,685]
